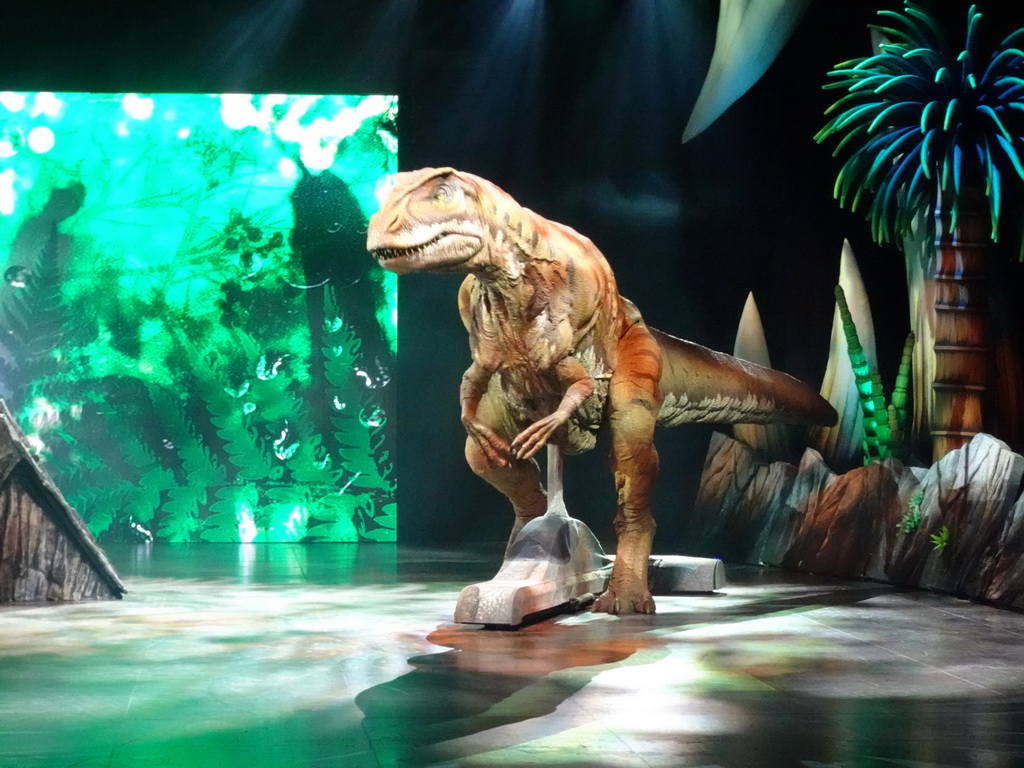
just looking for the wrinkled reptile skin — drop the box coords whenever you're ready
[368,168,836,615]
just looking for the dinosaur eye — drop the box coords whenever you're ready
[433,183,455,203]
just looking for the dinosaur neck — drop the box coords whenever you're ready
[471,225,556,326]
[471,204,544,291]
[473,246,535,317]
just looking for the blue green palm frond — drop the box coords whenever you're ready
[817,2,1024,256]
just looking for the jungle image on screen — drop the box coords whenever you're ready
[0,92,398,543]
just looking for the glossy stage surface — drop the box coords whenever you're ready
[3,545,1024,767]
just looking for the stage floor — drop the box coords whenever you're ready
[2,544,1024,768]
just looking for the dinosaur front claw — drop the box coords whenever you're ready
[511,414,564,460]
[463,417,514,467]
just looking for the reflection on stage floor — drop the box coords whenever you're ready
[2,543,1024,767]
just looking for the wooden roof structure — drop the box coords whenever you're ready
[0,400,125,602]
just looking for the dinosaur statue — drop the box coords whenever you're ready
[367,167,837,615]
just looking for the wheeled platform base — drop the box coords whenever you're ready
[453,445,726,628]
[453,515,726,628]
[454,515,611,627]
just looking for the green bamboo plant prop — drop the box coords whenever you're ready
[886,331,916,455]
[835,284,914,463]
[814,2,1024,256]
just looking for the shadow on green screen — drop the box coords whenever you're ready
[0,92,398,543]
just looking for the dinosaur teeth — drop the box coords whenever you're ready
[372,232,448,261]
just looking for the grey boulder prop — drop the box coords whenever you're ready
[454,445,725,627]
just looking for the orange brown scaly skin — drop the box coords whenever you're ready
[368,167,837,615]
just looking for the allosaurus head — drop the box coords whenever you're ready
[367,167,533,276]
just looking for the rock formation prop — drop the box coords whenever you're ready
[0,401,125,602]
[691,430,1024,608]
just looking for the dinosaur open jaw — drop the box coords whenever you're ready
[371,232,482,273]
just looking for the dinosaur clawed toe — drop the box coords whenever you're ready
[592,578,656,615]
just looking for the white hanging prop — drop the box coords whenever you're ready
[682,0,811,144]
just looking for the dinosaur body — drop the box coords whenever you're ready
[368,167,836,614]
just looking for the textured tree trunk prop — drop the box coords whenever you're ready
[988,253,1024,455]
[930,185,991,461]
[0,401,125,602]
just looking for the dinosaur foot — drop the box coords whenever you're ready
[592,577,656,615]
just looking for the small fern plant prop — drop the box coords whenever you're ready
[897,490,925,534]
[931,524,951,552]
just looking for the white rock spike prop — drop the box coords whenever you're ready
[809,239,877,470]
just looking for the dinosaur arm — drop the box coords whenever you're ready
[460,360,513,466]
[510,355,595,460]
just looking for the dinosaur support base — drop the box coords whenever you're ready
[454,514,726,628]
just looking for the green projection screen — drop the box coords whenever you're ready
[0,92,398,542]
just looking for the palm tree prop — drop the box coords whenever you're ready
[815,2,1024,460]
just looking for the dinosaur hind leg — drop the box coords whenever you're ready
[593,324,663,615]
[464,392,546,555]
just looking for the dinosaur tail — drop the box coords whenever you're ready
[651,328,837,428]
